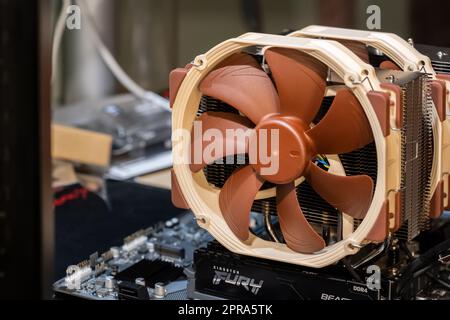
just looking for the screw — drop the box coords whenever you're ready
[386,75,395,83]
[437,51,448,60]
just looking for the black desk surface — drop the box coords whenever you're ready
[54,180,187,279]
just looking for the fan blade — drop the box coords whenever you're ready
[276,182,325,253]
[199,65,280,124]
[306,89,373,154]
[190,112,252,172]
[219,165,264,241]
[379,60,401,70]
[306,163,374,219]
[339,40,370,63]
[215,52,261,69]
[265,48,327,124]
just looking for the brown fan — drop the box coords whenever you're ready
[189,49,375,254]
[333,40,401,71]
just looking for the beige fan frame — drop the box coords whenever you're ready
[290,25,450,210]
[172,33,401,268]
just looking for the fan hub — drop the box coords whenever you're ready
[251,115,312,184]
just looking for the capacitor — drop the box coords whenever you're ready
[105,276,115,290]
[165,220,173,228]
[110,247,120,259]
[171,217,179,226]
[153,282,166,299]
[388,239,400,266]
[147,241,155,253]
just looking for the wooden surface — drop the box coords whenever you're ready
[52,124,112,167]
[135,169,172,190]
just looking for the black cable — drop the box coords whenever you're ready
[399,240,414,260]
[426,271,450,290]
[397,238,450,295]
[342,257,363,283]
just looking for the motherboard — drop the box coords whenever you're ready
[53,213,213,300]
[53,211,450,300]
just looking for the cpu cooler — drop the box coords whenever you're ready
[169,33,430,268]
[290,26,450,222]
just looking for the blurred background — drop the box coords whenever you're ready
[53,0,450,106]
